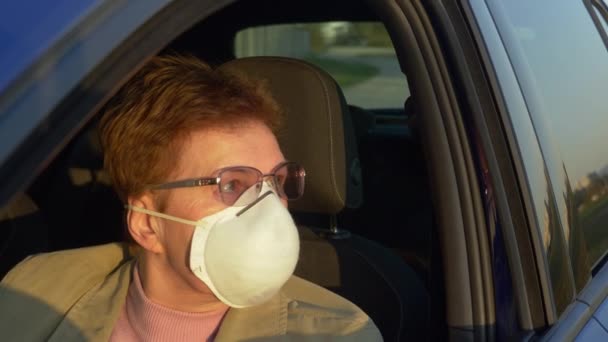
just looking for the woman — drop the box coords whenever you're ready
[0,55,381,341]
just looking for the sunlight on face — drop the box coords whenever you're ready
[155,120,286,294]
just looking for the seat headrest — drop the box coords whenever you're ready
[219,57,362,214]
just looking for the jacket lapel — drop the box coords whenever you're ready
[215,290,288,341]
[43,243,292,342]
[48,260,133,342]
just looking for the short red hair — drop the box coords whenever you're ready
[99,55,283,202]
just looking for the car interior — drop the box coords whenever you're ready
[0,0,447,341]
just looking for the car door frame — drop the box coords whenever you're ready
[369,0,505,340]
[0,0,235,207]
[424,0,551,338]
[458,0,608,339]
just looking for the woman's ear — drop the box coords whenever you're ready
[127,194,165,254]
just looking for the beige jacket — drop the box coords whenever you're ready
[0,243,381,341]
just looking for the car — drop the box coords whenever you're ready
[1,0,607,341]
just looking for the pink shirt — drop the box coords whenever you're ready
[109,267,229,342]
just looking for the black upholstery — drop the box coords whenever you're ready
[29,127,124,251]
[0,193,49,278]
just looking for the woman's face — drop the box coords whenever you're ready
[151,120,287,296]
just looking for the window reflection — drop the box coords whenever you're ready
[572,167,608,266]
[495,0,608,289]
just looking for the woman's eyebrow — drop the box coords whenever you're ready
[274,160,288,168]
[267,160,288,173]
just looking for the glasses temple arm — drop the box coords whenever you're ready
[149,178,217,190]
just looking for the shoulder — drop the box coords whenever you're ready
[0,243,133,341]
[1,243,130,307]
[281,275,383,341]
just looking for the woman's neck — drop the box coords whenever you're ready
[109,263,229,342]
[137,253,229,313]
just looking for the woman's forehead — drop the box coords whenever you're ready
[174,123,285,177]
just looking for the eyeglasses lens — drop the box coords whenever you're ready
[219,163,305,206]
[219,168,262,206]
[276,163,305,200]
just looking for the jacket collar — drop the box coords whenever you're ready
[215,287,288,341]
[47,253,289,341]
[48,258,133,341]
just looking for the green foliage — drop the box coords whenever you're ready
[353,22,393,47]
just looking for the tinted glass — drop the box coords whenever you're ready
[492,0,608,297]
[234,22,409,109]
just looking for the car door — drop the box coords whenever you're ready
[462,0,608,339]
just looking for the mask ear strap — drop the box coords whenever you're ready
[125,205,198,226]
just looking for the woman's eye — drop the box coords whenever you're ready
[222,180,238,192]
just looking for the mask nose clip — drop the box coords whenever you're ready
[262,177,279,194]
[236,190,274,216]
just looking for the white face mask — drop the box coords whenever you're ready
[128,184,300,308]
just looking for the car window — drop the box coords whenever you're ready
[234,22,409,109]
[0,0,101,93]
[594,6,608,33]
[490,0,608,305]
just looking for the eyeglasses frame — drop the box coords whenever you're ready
[147,161,305,202]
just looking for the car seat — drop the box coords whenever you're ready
[341,97,433,285]
[219,56,430,341]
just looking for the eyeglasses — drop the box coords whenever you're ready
[148,161,306,207]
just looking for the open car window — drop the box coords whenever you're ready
[234,22,409,109]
